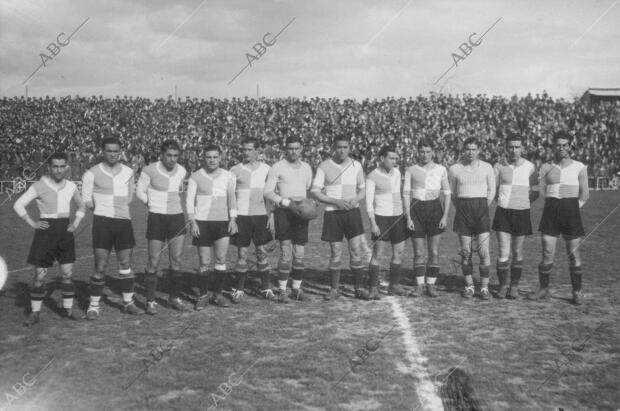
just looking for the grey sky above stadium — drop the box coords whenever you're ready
[1,0,618,100]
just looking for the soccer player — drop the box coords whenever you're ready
[531,131,589,305]
[365,145,408,299]
[403,139,451,298]
[264,136,313,302]
[311,135,366,301]
[136,140,191,314]
[448,138,496,300]
[492,136,539,299]
[186,145,238,309]
[14,152,86,326]
[229,138,274,303]
[82,137,140,318]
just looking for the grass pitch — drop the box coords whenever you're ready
[0,191,619,410]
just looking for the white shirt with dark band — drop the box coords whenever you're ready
[82,163,134,220]
[366,167,403,217]
[136,161,186,214]
[14,176,81,219]
[311,159,365,211]
[539,160,586,199]
[230,162,271,216]
[403,163,451,201]
[186,168,237,222]
[494,159,537,210]
[448,161,496,202]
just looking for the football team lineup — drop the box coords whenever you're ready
[1,133,618,410]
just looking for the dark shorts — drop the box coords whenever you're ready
[410,198,445,238]
[232,215,272,247]
[539,198,585,237]
[274,208,309,245]
[27,218,75,267]
[372,215,408,244]
[322,208,365,242]
[492,206,532,236]
[92,215,136,251]
[453,198,490,236]
[192,220,230,247]
[146,212,186,241]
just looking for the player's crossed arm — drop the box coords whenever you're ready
[311,167,350,210]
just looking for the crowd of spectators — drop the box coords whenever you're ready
[1,93,619,184]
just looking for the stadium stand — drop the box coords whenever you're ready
[1,93,618,190]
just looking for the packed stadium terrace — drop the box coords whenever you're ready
[0,93,619,181]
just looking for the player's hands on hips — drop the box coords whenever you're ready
[370,222,380,237]
[406,217,415,231]
[32,220,49,230]
[228,219,238,235]
[267,214,275,237]
[190,220,200,237]
[439,216,447,229]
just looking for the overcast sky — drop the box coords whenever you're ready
[1,0,618,100]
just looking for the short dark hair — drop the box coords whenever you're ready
[553,130,572,143]
[285,136,303,146]
[333,135,350,145]
[101,137,121,149]
[48,152,68,164]
[204,144,221,154]
[505,132,522,145]
[241,137,259,149]
[161,139,180,152]
[417,139,435,150]
[378,145,396,158]
[462,137,479,149]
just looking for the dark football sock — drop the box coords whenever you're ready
[538,263,553,288]
[214,270,227,294]
[144,271,158,302]
[569,266,582,292]
[236,271,248,290]
[351,265,364,290]
[30,284,46,312]
[510,260,523,286]
[60,280,75,309]
[496,260,509,286]
[168,270,183,299]
[198,271,210,296]
[414,263,427,285]
[389,263,403,287]
[258,262,271,290]
[426,264,439,284]
[89,276,105,298]
[369,264,380,287]
[330,268,341,289]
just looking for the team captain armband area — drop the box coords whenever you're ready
[0,187,618,411]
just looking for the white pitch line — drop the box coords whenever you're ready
[387,297,443,411]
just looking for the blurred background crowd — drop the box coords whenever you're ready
[1,93,618,186]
